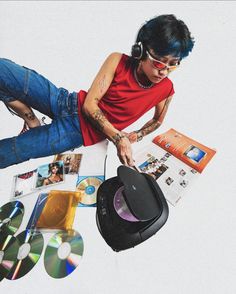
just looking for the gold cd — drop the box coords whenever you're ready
[76,177,103,205]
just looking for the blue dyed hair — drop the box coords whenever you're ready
[136,14,194,60]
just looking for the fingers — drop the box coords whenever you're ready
[116,139,134,166]
[118,154,134,166]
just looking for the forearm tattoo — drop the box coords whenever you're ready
[24,111,36,121]
[87,109,108,132]
[139,119,162,137]
[139,97,171,136]
[111,133,126,145]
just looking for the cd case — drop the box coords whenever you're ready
[11,161,65,199]
[76,175,104,207]
[26,190,81,231]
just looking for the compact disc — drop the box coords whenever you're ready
[113,186,139,222]
[6,230,44,280]
[0,235,19,281]
[76,177,103,205]
[44,230,84,279]
[0,201,24,238]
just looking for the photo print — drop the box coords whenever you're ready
[54,153,82,175]
[35,161,64,188]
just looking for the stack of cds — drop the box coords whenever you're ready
[0,201,84,281]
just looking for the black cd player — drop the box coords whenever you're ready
[96,165,169,252]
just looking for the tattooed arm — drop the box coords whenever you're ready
[127,95,173,143]
[82,52,134,166]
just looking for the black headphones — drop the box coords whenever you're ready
[131,22,149,60]
[131,41,144,60]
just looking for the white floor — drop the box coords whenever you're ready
[0,2,235,294]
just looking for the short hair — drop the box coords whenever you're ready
[136,14,194,60]
[48,162,61,174]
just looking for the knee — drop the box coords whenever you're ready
[0,58,12,85]
[0,137,20,169]
[0,58,12,69]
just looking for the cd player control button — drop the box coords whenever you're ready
[101,208,107,216]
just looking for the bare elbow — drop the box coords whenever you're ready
[82,101,90,117]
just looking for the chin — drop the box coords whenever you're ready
[151,77,163,83]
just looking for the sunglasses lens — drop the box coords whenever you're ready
[168,66,178,72]
[152,60,166,69]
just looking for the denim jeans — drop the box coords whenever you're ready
[0,58,83,168]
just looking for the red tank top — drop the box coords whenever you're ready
[77,54,175,146]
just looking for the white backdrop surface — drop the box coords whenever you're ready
[0,1,235,294]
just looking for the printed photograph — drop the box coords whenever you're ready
[179,169,186,176]
[138,154,160,172]
[179,179,189,188]
[35,161,64,188]
[165,177,174,186]
[54,153,82,175]
[184,145,206,163]
[148,164,169,180]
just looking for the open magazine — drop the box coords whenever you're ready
[134,129,216,206]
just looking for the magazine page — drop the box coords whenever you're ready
[134,143,199,206]
[152,129,216,173]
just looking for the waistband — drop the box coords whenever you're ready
[57,88,78,115]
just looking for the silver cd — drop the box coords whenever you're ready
[44,230,84,279]
[0,235,19,281]
[6,230,44,280]
[0,201,24,238]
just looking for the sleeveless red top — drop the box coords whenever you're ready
[77,54,175,146]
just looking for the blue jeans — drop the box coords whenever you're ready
[0,58,83,168]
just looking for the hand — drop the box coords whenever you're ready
[116,136,135,166]
[126,131,138,144]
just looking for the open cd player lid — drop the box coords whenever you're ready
[117,166,162,221]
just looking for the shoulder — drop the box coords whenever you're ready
[106,52,131,75]
[98,52,124,75]
[107,52,123,60]
[105,52,123,66]
[164,77,174,86]
[163,77,175,97]
[43,178,49,185]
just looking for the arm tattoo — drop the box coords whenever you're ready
[138,97,171,137]
[24,111,36,121]
[165,98,171,108]
[99,75,107,94]
[87,109,108,132]
[139,119,162,137]
[94,97,100,105]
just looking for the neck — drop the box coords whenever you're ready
[136,64,153,87]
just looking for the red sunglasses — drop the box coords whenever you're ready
[146,51,180,72]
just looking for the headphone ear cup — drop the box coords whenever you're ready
[131,42,143,59]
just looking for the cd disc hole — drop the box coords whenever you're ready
[17,243,31,260]
[58,242,71,259]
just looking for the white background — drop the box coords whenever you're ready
[0,1,236,293]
